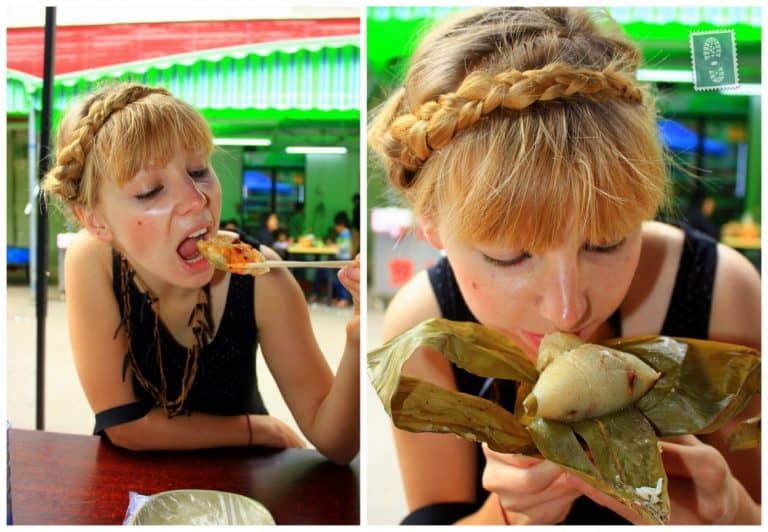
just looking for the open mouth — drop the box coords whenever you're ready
[177,228,208,263]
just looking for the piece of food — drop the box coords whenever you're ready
[197,234,269,275]
[536,332,585,371]
[525,338,661,422]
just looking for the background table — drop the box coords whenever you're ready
[7,428,359,525]
[286,244,341,302]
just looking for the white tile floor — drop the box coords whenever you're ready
[5,283,407,525]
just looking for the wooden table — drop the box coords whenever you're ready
[7,429,359,525]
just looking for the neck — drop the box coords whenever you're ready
[119,253,208,308]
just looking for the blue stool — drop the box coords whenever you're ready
[6,246,30,282]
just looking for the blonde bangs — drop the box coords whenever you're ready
[89,93,213,187]
[424,99,667,252]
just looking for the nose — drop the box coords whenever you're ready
[175,175,208,215]
[539,257,588,332]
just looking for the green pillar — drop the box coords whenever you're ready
[745,95,761,222]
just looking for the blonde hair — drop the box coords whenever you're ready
[43,83,213,220]
[369,7,669,252]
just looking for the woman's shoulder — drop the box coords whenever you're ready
[640,220,686,248]
[382,270,441,342]
[65,229,114,278]
[710,238,760,347]
[622,222,688,335]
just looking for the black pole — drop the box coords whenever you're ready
[36,6,56,431]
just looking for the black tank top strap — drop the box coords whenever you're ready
[94,400,154,436]
[659,224,718,338]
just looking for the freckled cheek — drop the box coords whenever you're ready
[457,273,506,317]
[121,216,157,254]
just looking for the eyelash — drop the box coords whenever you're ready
[482,238,626,267]
[583,238,626,253]
[134,168,210,200]
[135,187,162,200]
[188,167,209,179]
[482,252,531,267]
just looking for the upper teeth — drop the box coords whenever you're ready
[189,228,206,239]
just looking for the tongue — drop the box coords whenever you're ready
[178,238,201,260]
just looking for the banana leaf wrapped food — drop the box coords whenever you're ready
[368,319,760,524]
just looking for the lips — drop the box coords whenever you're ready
[521,329,588,351]
[521,331,544,350]
[177,227,208,262]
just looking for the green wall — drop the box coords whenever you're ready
[212,146,244,224]
[305,150,360,238]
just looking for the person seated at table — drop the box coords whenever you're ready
[310,212,354,307]
[42,83,360,464]
[256,212,279,247]
[272,226,291,259]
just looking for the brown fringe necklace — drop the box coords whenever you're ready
[115,254,213,417]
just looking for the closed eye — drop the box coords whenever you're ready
[135,186,163,200]
[482,252,531,267]
[583,238,626,253]
[188,167,210,179]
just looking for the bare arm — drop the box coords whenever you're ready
[381,272,491,522]
[255,247,359,465]
[66,231,295,451]
[702,244,761,516]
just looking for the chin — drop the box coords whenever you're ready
[170,261,215,288]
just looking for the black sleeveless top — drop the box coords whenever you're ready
[405,224,718,524]
[93,251,268,435]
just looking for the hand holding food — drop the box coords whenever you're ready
[483,446,581,524]
[368,319,761,524]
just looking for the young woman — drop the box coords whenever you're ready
[43,83,359,464]
[368,7,760,524]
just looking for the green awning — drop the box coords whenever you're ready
[8,35,360,116]
[6,70,38,116]
[367,6,761,29]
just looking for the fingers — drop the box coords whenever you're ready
[483,446,563,493]
[660,436,727,479]
[482,445,580,523]
[565,475,644,524]
[337,255,361,313]
[484,446,543,468]
[505,491,580,525]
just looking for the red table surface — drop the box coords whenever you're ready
[7,428,359,525]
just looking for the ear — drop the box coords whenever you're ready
[418,215,443,250]
[75,206,113,243]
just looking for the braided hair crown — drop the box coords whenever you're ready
[42,83,170,209]
[369,7,649,191]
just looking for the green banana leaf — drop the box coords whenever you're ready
[529,409,669,524]
[392,376,536,453]
[728,415,761,451]
[368,318,761,525]
[606,336,760,436]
